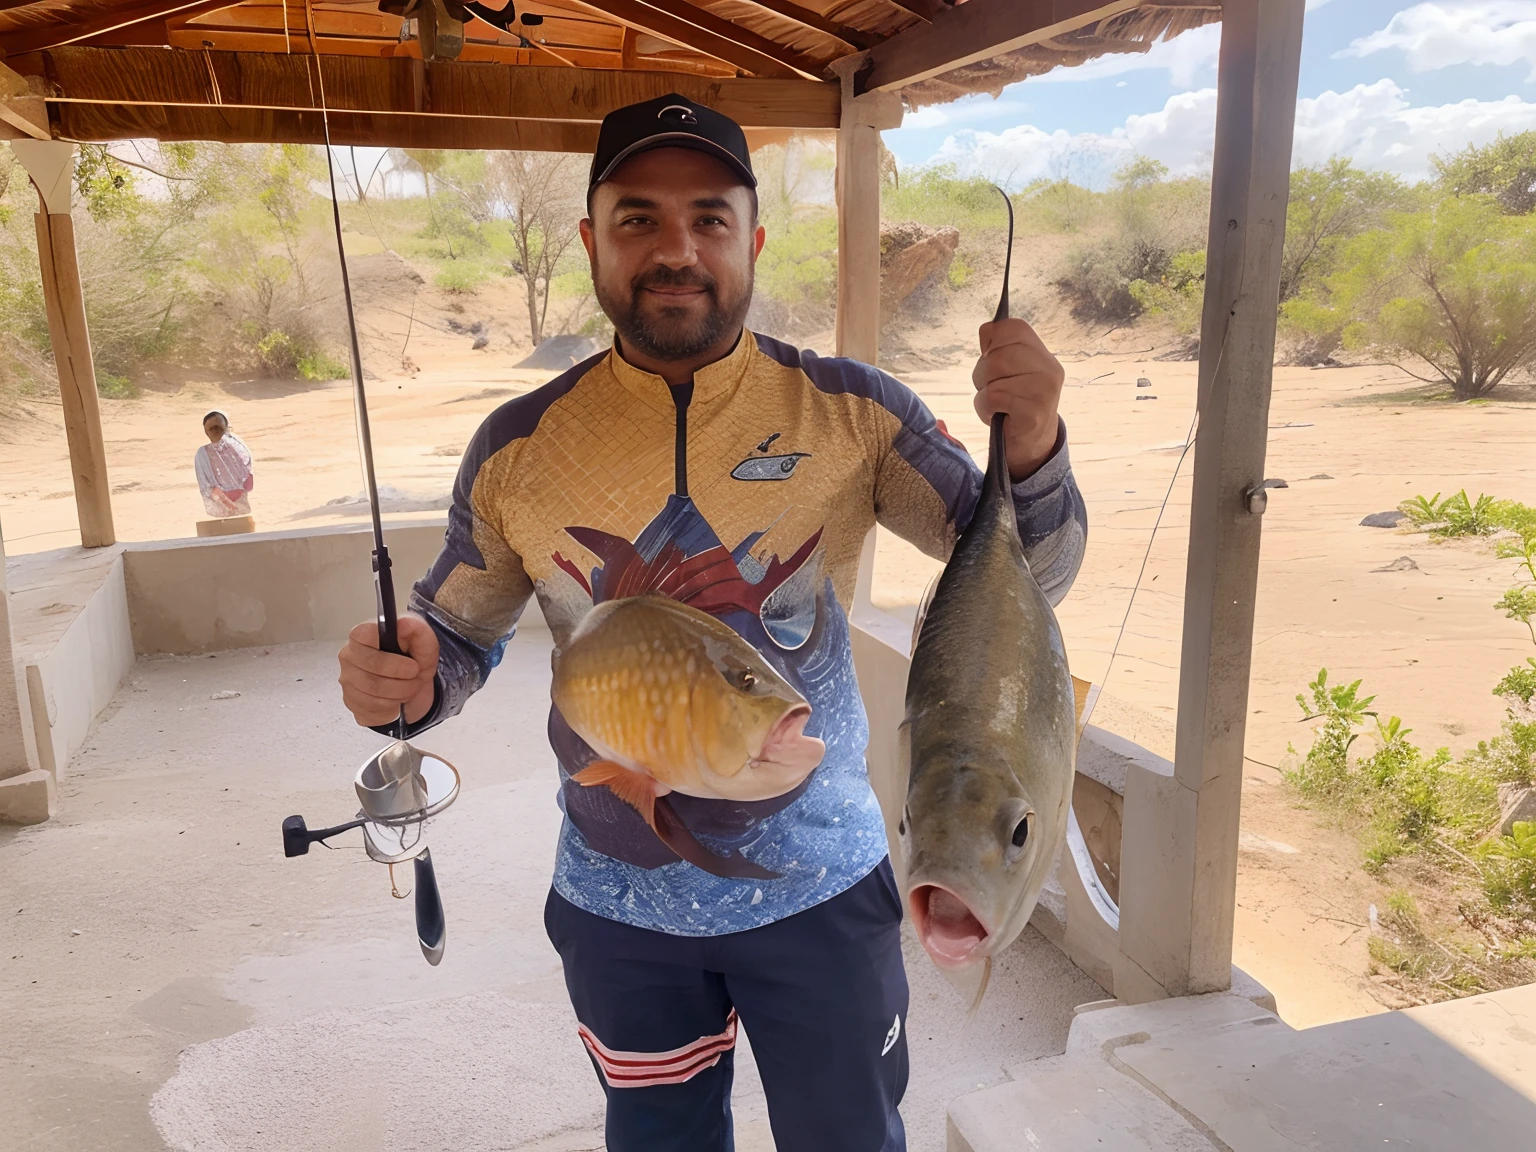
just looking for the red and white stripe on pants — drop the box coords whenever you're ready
[578,1010,739,1088]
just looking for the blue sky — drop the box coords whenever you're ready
[884,1,1536,188]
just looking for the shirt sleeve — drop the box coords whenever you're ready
[865,366,1088,606]
[374,422,535,739]
[193,447,214,497]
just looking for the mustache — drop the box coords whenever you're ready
[631,267,717,295]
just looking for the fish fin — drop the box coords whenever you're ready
[652,798,781,881]
[910,572,941,654]
[572,761,659,830]
[964,955,993,1025]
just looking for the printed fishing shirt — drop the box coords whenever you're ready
[403,331,1087,936]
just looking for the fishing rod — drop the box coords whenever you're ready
[277,5,454,966]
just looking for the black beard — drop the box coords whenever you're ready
[595,263,753,362]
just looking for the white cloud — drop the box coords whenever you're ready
[924,79,1536,187]
[1342,2,1536,79]
[904,96,1030,130]
[1292,79,1536,177]
[930,89,1218,188]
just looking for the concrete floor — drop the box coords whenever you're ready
[2,631,1102,1151]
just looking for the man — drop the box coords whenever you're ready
[338,96,1086,1151]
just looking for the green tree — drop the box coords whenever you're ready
[1434,131,1536,215]
[1329,196,1536,399]
[1281,157,1405,302]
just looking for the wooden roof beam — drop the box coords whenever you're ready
[857,0,1142,91]
[13,45,841,127]
[0,0,240,57]
[742,0,878,50]
[0,59,48,138]
[567,0,822,78]
[53,100,607,150]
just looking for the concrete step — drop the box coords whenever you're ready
[950,987,1536,1152]
[947,1053,1213,1151]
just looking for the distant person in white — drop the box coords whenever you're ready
[195,409,254,518]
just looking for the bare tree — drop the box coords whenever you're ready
[487,151,585,346]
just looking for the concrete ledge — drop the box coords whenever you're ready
[13,550,133,786]
[0,769,55,824]
[123,519,547,655]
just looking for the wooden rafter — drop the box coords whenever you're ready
[567,0,821,78]
[55,100,607,149]
[883,0,942,20]
[11,45,840,127]
[0,0,241,56]
[742,0,877,50]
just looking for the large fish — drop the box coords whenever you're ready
[552,594,825,874]
[898,188,1077,1003]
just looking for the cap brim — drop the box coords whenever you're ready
[592,133,757,190]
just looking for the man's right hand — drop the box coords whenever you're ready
[338,615,440,728]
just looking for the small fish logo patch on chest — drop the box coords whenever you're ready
[732,452,810,482]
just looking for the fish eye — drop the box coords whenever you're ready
[720,660,756,693]
[1005,811,1034,863]
[1011,817,1029,849]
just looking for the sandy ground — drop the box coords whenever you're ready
[3,302,1535,1066]
[0,637,1100,1152]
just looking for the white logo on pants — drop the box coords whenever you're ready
[881,1014,901,1057]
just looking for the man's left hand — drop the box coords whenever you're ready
[972,317,1065,482]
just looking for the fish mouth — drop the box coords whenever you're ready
[752,703,823,773]
[908,884,991,968]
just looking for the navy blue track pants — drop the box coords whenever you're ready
[544,860,910,1152]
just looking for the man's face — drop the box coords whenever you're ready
[581,148,765,363]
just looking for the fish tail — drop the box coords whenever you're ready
[571,760,659,830]
[652,798,781,881]
[965,955,993,1025]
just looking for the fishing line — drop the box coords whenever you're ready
[1097,310,1235,700]
[305,0,406,739]
[1098,408,1198,700]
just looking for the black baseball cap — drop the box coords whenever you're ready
[589,94,756,192]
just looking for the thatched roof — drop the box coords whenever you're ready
[904,4,1222,108]
[0,1,1221,148]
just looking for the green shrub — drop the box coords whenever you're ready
[1284,668,1375,798]
[1128,248,1206,334]
[1479,821,1536,921]
[1437,490,1500,536]
[296,349,348,382]
[95,372,137,399]
[1400,491,1451,526]
[1462,715,1536,788]
[435,261,489,294]
[1496,659,1536,706]
[249,326,344,381]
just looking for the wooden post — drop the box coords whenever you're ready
[1117,0,1304,998]
[831,59,912,875]
[832,58,901,612]
[12,140,117,549]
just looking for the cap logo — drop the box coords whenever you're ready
[659,103,699,124]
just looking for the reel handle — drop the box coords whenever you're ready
[282,814,367,857]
